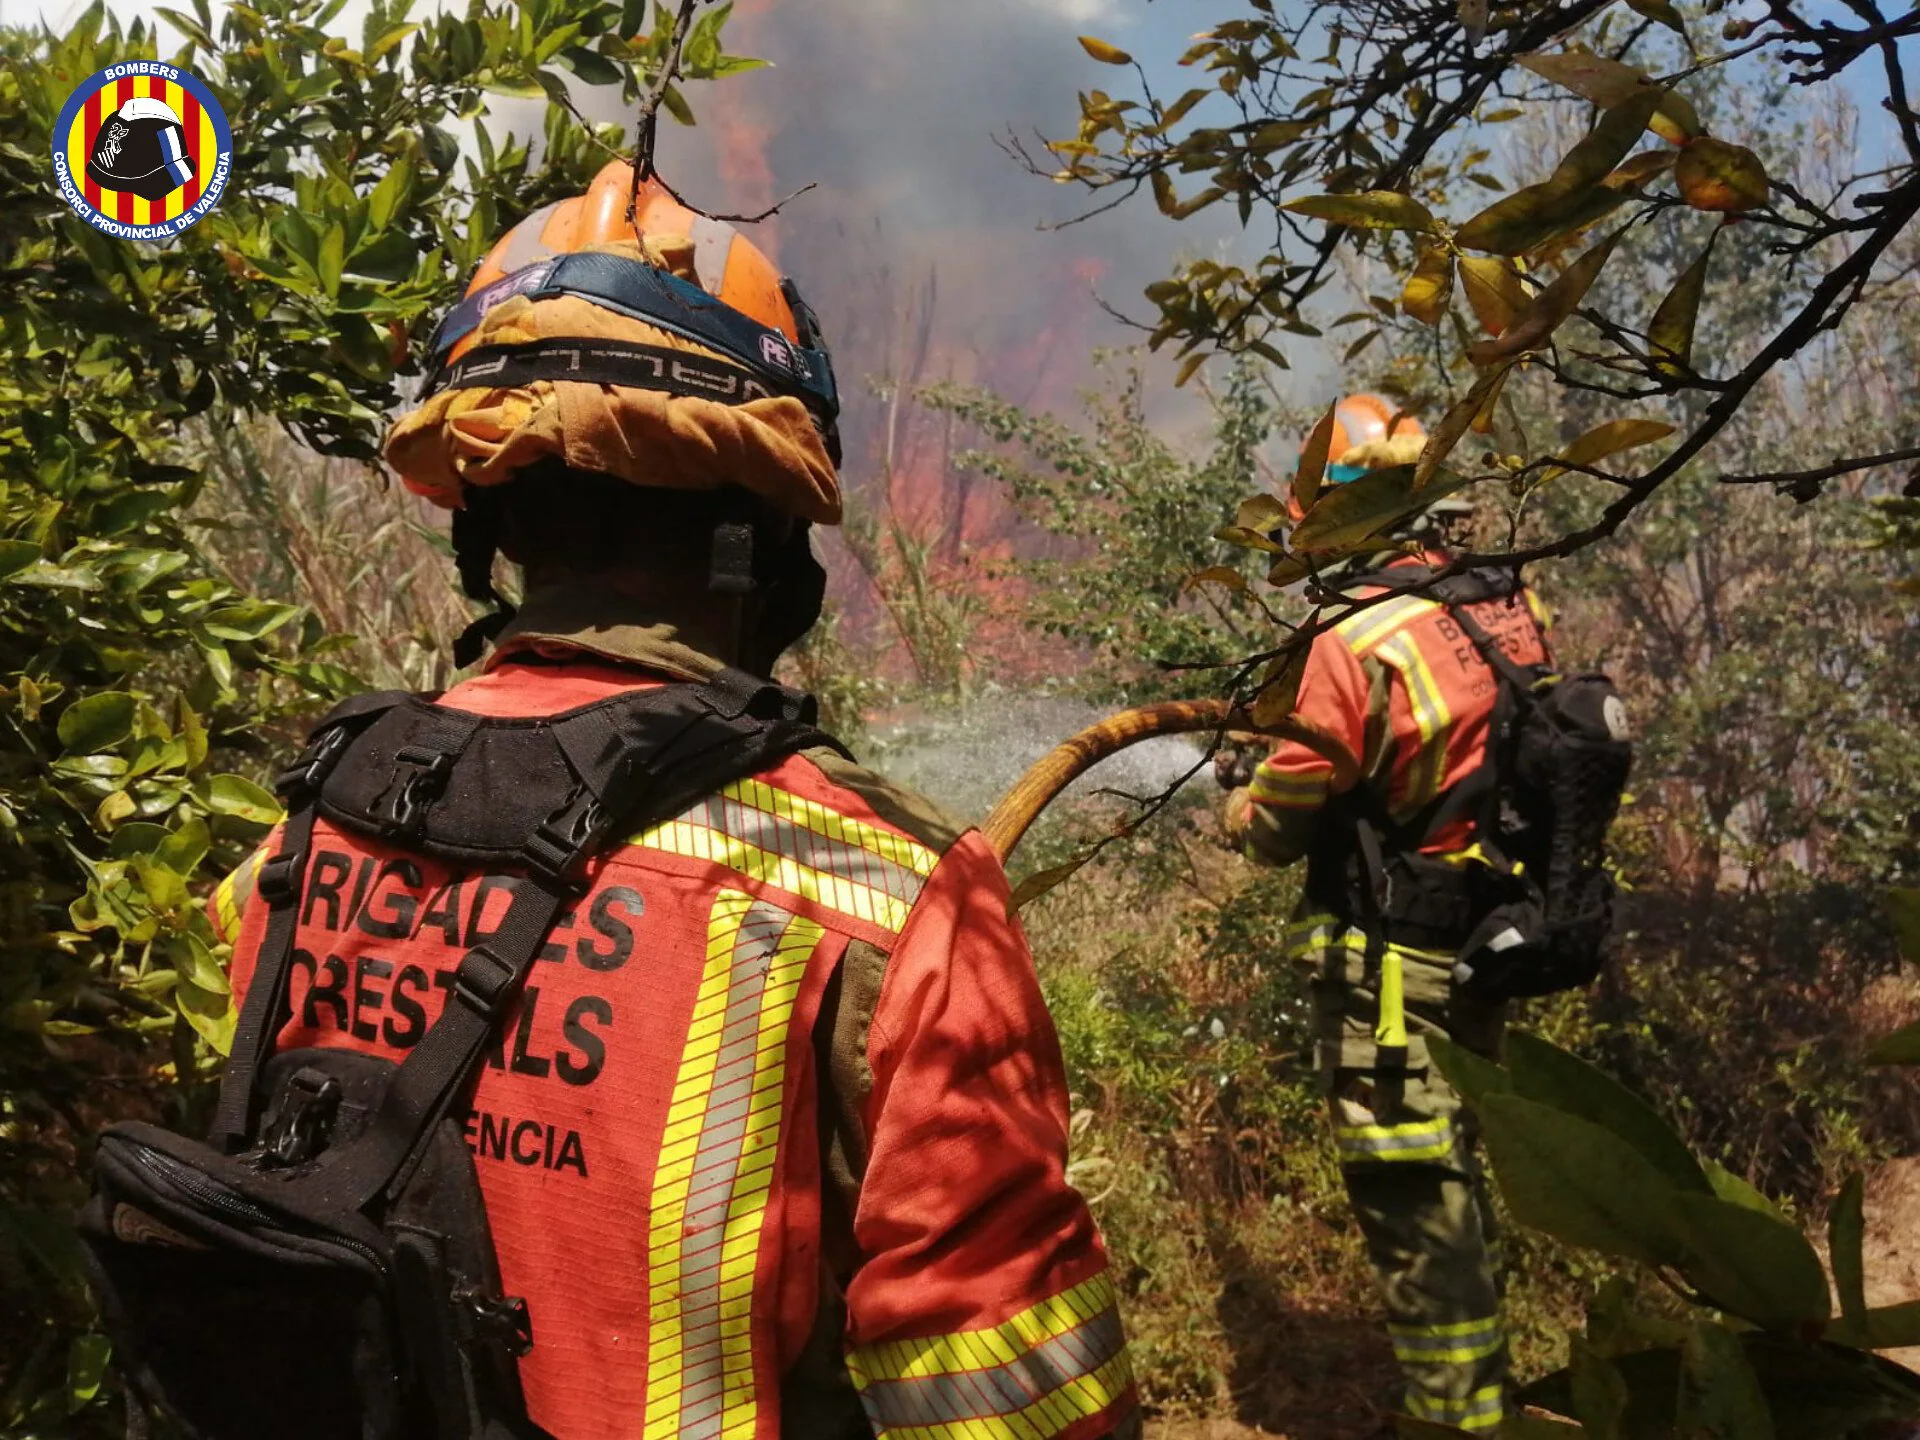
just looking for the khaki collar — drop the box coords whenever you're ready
[484,582,743,681]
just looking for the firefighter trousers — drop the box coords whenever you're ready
[1288,916,1509,1433]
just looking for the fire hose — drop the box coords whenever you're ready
[979,698,1359,865]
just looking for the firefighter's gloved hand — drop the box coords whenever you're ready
[1213,743,1258,791]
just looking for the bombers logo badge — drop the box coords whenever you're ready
[52,63,232,240]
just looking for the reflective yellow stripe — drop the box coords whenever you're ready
[1389,1316,1505,1364]
[1334,1118,1454,1163]
[1248,762,1331,807]
[1376,631,1453,807]
[646,890,823,1439]
[1335,593,1439,655]
[847,1272,1135,1440]
[211,846,267,946]
[1279,915,1455,967]
[1406,1384,1504,1431]
[630,778,939,933]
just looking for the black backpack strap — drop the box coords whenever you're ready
[211,691,412,1153]
[291,668,844,1208]
[1445,597,1541,696]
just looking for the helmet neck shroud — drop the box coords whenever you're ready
[448,461,824,675]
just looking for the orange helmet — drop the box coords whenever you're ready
[1286,393,1429,521]
[384,159,841,525]
[452,163,805,359]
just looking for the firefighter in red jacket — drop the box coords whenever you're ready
[1219,396,1551,1435]
[211,162,1139,1440]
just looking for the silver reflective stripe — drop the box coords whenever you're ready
[859,1307,1128,1428]
[492,200,561,277]
[689,214,738,300]
[681,792,928,904]
[673,898,794,1437]
[1335,1121,1453,1161]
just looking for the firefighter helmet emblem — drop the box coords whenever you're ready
[52,64,232,240]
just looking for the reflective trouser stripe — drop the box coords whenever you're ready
[1406,1383,1503,1432]
[1279,915,1454,968]
[1389,1316,1504,1365]
[1335,1119,1453,1164]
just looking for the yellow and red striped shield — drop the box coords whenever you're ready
[52,62,232,240]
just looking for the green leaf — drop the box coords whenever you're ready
[57,691,135,752]
[366,153,414,233]
[1476,1093,1683,1265]
[1651,231,1716,378]
[564,45,625,84]
[1676,1321,1775,1440]
[200,774,284,826]
[368,21,417,61]
[1078,35,1133,64]
[1824,1299,1920,1350]
[1541,418,1675,482]
[482,74,547,99]
[318,222,346,297]
[1427,1034,1513,1110]
[1454,177,1627,257]
[156,817,211,877]
[661,83,696,125]
[1623,0,1689,39]
[1832,1172,1867,1325]
[1518,49,1703,144]
[1703,1160,1790,1222]
[201,600,300,641]
[169,932,228,995]
[1280,190,1439,233]
[176,975,235,1053]
[1546,88,1666,193]
[1290,464,1476,554]
[1668,1192,1832,1326]
[1568,1334,1628,1439]
[1503,1033,1712,1195]
[1417,363,1512,487]
[0,539,42,579]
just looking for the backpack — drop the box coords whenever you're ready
[80,668,844,1440]
[1317,565,1632,1003]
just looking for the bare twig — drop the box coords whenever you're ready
[627,0,701,225]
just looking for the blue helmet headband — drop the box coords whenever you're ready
[1325,462,1371,486]
[424,251,842,462]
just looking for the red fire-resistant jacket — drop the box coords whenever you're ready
[1226,549,1552,866]
[212,610,1138,1440]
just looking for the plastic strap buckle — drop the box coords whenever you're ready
[256,847,306,905]
[522,793,607,887]
[451,946,516,1021]
[385,745,457,833]
[275,725,351,801]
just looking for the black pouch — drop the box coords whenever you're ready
[81,1048,536,1440]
